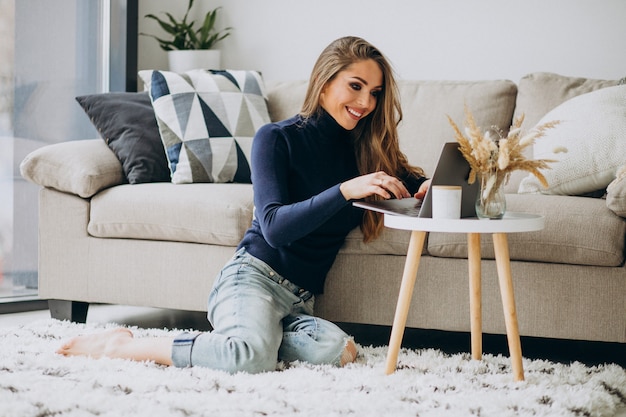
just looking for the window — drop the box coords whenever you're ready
[0,0,136,307]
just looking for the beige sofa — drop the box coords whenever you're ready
[21,72,626,346]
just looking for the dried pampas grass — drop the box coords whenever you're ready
[448,106,562,192]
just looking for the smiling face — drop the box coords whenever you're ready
[319,59,383,131]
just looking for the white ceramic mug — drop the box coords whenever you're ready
[432,185,462,219]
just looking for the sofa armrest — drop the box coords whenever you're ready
[20,139,124,198]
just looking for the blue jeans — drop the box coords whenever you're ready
[171,248,353,373]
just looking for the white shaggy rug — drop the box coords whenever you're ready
[1,319,625,417]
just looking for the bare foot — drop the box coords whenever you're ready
[57,328,175,366]
[340,339,358,366]
[56,328,134,359]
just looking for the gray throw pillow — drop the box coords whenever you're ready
[76,92,171,184]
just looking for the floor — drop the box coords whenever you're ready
[2,303,626,416]
[1,302,625,369]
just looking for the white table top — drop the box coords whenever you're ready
[384,212,545,234]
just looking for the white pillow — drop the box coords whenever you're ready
[518,85,626,195]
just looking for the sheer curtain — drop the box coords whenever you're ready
[0,0,136,306]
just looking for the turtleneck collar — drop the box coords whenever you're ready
[301,109,351,142]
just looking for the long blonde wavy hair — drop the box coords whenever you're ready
[300,36,424,242]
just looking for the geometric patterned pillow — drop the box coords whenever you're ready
[138,69,271,184]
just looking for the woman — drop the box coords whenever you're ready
[57,36,430,373]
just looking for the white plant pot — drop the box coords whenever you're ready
[167,49,221,73]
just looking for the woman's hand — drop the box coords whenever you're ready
[340,171,411,201]
[414,179,431,200]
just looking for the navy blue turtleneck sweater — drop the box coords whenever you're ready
[237,111,424,294]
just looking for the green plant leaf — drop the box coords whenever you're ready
[140,2,231,51]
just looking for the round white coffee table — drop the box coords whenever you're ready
[383,212,545,381]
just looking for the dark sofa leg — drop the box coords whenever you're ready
[48,300,89,323]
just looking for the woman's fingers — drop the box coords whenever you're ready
[413,179,431,199]
[375,172,410,199]
[340,172,411,201]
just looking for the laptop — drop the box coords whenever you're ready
[353,142,479,218]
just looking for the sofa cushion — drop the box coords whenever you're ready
[20,139,124,198]
[607,164,626,217]
[513,72,619,130]
[87,183,254,246]
[396,80,518,181]
[265,80,308,122]
[138,69,271,184]
[427,194,626,267]
[508,72,619,191]
[518,85,626,196]
[75,92,171,184]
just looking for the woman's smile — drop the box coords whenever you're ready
[347,107,364,119]
[319,59,383,130]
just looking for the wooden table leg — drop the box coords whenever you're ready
[492,232,525,382]
[467,233,482,360]
[385,230,426,375]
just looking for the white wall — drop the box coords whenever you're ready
[137,0,626,83]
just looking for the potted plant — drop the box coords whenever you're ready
[141,0,232,72]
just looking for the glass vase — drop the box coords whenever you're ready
[475,171,506,219]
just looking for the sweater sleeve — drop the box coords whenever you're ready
[250,124,350,248]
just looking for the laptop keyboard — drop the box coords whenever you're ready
[396,200,423,216]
